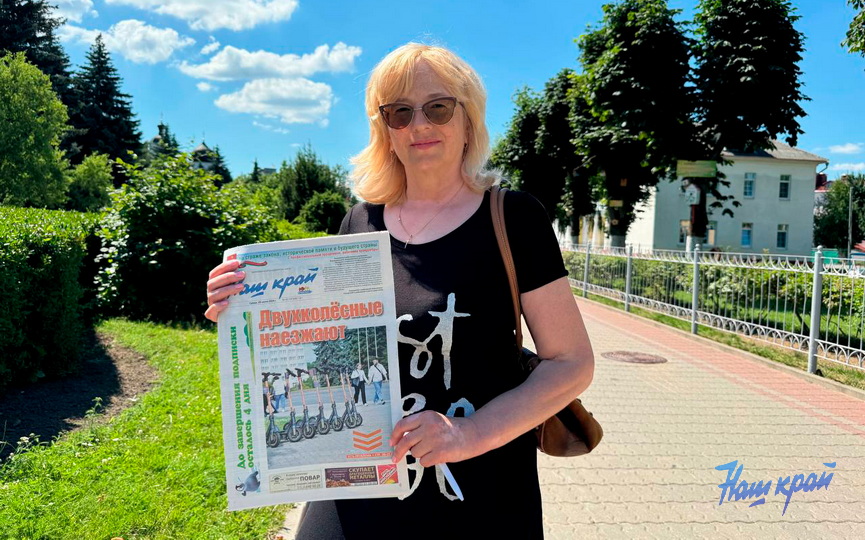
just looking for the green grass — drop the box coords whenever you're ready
[0,319,289,540]
[576,289,865,393]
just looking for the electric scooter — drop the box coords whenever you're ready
[294,368,317,439]
[322,367,344,431]
[340,368,363,429]
[282,368,303,443]
[309,368,331,435]
[265,395,281,447]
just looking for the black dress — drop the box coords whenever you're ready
[334,188,567,539]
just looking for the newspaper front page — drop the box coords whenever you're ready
[217,232,409,510]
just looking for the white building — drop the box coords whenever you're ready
[574,141,828,256]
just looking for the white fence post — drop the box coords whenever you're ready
[625,245,633,312]
[582,242,592,298]
[691,244,701,334]
[808,247,824,374]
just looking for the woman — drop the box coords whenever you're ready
[350,362,368,406]
[206,43,594,539]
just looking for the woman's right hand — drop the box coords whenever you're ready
[205,259,246,322]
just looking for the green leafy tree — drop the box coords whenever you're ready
[95,153,275,323]
[298,190,348,234]
[573,0,694,246]
[845,1,865,59]
[0,52,69,208]
[66,153,113,212]
[141,121,181,166]
[0,0,76,115]
[690,0,808,244]
[273,145,353,220]
[67,34,141,172]
[814,175,865,254]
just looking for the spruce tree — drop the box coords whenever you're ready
[250,159,262,183]
[211,145,232,188]
[69,34,141,176]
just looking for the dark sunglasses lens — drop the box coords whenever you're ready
[423,99,455,125]
[384,105,413,129]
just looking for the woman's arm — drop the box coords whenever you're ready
[390,276,594,466]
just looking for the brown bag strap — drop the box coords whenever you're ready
[490,186,523,349]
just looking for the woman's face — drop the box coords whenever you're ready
[385,61,468,177]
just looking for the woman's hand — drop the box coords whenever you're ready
[390,411,482,467]
[205,259,246,322]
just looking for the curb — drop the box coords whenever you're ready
[576,295,865,403]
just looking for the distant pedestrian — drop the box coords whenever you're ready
[350,362,368,406]
[368,358,388,405]
[272,375,286,412]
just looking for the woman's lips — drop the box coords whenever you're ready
[411,140,440,149]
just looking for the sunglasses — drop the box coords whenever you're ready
[378,97,459,130]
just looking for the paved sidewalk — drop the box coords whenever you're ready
[537,298,865,539]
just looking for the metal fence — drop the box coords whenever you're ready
[562,244,865,373]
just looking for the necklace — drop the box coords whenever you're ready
[397,183,464,248]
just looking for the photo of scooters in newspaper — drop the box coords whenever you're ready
[217,232,409,510]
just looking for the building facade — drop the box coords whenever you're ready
[570,141,828,256]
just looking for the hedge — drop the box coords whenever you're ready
[0,207,100,388]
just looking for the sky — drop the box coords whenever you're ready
[51,0,865,180]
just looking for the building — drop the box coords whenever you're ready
[573,141,828,256]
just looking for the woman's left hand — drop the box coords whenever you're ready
[390,411,481,467]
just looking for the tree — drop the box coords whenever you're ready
[298,190,348,234]
[814,175,865,254]
[573,0,694,246]
[492,70,596,241]
[0,53,69,208]
[211,145,232,188]
[690,0,808,247]
[273,145,353,220]
[68,34,141,173]
[250,159,263,183]
[141,121,181,167]
[844,1,865,59]
[66,153,113,212]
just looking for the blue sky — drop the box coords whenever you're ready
[52,0,865,180]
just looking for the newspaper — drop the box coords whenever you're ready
[216,232,409,510]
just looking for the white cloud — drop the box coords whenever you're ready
[201,37,221,55]
[59,20,195,64]
[197,82,217,92]
[214,78,332,125]
[178,43,362,81]
[829,143,864,155]
[253,121,290,135]
[105,0,299,31]
[52,0,98,23]
[830,163,865,172]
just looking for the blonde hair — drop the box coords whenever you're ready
[350,43,500,205]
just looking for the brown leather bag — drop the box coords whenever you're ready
[490,186,603,457]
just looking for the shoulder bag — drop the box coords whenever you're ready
[490,185,603,457]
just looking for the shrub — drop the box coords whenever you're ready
[0,207,99,388]
[95,154,275,323]
[66,153,113,212]
[298,190,349,234]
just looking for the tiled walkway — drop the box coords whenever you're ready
[537,298,865,539]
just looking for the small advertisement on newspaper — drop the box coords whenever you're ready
[216,232,409,510]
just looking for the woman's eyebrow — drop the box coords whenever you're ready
[392,92,450,103]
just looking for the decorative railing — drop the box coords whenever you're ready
[562,243,865,373]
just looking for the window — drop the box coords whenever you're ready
[744,173,756,198]
[678,220,716,246]
[779,175,791,200]
[704,221,717,246]
[741,223,753,248]
[777,224,788,249]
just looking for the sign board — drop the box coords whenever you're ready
[608,200,623,208]
[676,160,717,178]
[684,183,700,205]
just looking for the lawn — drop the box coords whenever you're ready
[0,320,289,540]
